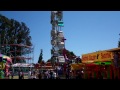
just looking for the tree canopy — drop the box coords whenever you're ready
[0,14,33,63]
[59,49,76,59]
[47,49,76,64]
[38,49,43,63]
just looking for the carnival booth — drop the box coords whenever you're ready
[0,54,12,79]
[93,61,113,79]
[82,50,114,79]
[71,63,85,78]
[83,63,99,79]
[12,63,34,75]
[71,63,82,70]
[79,61,113,79]
[35,62,55,71]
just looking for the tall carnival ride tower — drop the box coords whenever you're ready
[50,11,66,65]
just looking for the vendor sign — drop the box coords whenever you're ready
[82,51,113,63]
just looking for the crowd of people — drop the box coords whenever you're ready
[7,62,84,79]
[27,69,57,79]
[8,68,82,79]
[10,69,58,79]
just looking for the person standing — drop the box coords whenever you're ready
[49,70,53,79]
[18,70,21,79]
[32,71,37,79]
[19,70,24,79]
[28,70,31,79]
[21,71,24,79]
[53,71,57,79]
[11,71,14,79]
[38,72,42,79]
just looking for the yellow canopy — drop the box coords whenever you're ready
[105,47,120,52]
[71,63,85,70]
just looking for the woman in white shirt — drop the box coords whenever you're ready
[28,70,31,79]
[53,71,57,79]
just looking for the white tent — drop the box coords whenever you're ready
[12,63,34,67]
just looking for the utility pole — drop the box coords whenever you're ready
[0,32,1,54]
[0,17,1,54]
[14,39,17,64]
[118,33,120,47]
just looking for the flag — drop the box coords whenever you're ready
[62,38,66,42]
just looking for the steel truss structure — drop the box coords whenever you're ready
[1,44,34,64]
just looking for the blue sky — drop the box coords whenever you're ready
[0,11,120,63]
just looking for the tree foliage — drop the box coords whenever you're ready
[48,49,76,65]
[38,49,43,63]
[0,14,32,63]
[58,49,76,59]
[46,59,51,62]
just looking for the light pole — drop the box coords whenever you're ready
[118,33,120,47]
[0,32,1,54]
[14,39,17,64]
[62,38,66,62]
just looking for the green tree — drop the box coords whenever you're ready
[58,49,76,59]
[0,14,32,63]
[38,49,43,63]
[47,59,51,62]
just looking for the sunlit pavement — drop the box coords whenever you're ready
[6,76,28,79]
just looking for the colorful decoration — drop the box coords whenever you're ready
[0,54,12,63]
[0,54,12,79]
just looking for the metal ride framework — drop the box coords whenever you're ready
[50,11,66,65]
[0,30,34,64]
[1,44,34,64]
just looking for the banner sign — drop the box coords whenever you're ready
[82,51,113,63]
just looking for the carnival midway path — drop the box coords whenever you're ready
[6,75,28,79]
[7,75,66,79]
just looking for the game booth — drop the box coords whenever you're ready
[35,62,55,71]
[81,50,116,79]
[71,63,85,78]
[82,61,113,79]
[11,63,34,75]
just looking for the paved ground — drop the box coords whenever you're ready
[7,75,72,79]
[8,75,66,79]
[8,76,28,79]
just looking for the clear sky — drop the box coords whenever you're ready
[0,11,120,63]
